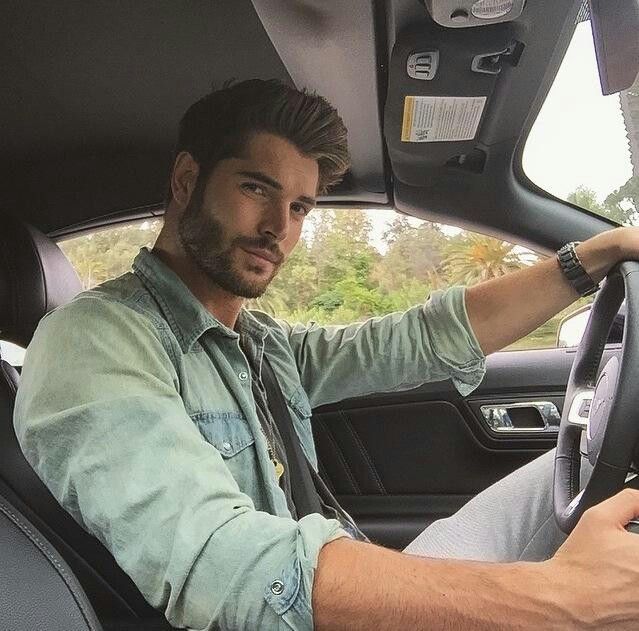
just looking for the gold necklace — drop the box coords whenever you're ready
[263,429,285,480]
[240,337,285,481]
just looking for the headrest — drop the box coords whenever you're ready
[0,216,82,348]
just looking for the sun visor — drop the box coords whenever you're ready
[384,19,523,188]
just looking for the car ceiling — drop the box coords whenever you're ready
[1,0,612,248]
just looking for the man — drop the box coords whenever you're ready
[14,79,639,629]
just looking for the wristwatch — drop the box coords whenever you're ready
[556,241,599,297]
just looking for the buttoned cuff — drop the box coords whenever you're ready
[263,514,351,629]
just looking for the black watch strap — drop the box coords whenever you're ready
[556,242,599,297]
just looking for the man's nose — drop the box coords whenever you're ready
[259,200,290,242]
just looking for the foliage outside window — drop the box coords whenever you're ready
[59,220,163,289]
[58,210,578,351]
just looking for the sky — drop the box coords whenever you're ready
[523,21,633,202]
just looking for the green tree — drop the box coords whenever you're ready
[249,237,318,313]
[309,209,378,287]
[567,182,638,225]
[373,217,447,292]
[443,232,525,285]
[305,209,382,319]
[59,220,162,289]
[604,176,639,225]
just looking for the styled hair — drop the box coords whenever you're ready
[166,78,350,204]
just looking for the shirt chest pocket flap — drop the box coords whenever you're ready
[190,411,256,458]
[287,386,318,465]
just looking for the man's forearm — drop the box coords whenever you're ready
[312,537,570,630]
[464,228,624,355]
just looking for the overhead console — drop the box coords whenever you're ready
[385,9,525,188]
[423,0,526,28]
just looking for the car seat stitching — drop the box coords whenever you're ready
[0,500,100,630]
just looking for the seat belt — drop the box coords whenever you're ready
[260,357,371,542]
[260,357,323,518]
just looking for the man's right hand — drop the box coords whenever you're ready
[543,487,639,628]
[313,488,639,630]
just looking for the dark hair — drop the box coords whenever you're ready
[166,78,350,205]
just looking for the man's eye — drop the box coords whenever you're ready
[242,182,266,196]
[291,204,311,216]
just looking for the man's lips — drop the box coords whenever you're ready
[240,246,281,265]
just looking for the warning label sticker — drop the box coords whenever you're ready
[401,96,487,142]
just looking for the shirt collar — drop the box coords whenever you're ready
[132,247,268,352]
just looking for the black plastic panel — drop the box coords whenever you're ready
[385,19,521,186]
[0,0,293,233]
[310,345,624,550]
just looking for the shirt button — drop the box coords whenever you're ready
[238,371,249,381]
[222,442,232,453]
[270,580,284,596]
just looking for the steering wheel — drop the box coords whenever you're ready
[554,261,639,534]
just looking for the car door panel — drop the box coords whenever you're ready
[312,346,621,550]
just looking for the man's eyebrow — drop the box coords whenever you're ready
[238,170,316,206]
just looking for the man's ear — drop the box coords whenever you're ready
[170,152,200,209]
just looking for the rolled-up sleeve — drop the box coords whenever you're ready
[13,296,350,630]
[279,285,486,408]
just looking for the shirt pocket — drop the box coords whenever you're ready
[287,386,319,471]
[190,411,256,456]
[190,411,258,498]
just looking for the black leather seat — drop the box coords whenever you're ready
[0,215,172,629]
[0,492,103,631]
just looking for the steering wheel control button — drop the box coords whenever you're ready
[567,390,594,429]
[578,398,592,418]
[587,356,619,466]
[270,580,284,596]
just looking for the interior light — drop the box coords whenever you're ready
[471,0,515,20]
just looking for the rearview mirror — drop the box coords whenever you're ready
[589,0,639,95]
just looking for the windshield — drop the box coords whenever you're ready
[523,19,638,225]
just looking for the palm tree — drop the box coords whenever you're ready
[443,233,525,285]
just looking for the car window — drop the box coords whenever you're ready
[58,211,575,351]
[523,18,637,225]
[58,220,163,290]
[0,340,26,367]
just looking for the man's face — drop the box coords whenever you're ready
[178,132,319,299]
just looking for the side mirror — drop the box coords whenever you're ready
[556,301,626,348]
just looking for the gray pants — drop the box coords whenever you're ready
[402,448,593,562]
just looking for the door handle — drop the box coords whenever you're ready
[479,401,561,433]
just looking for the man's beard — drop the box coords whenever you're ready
[178,189,282,299]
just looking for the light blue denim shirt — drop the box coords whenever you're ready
[14,247,486,630]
